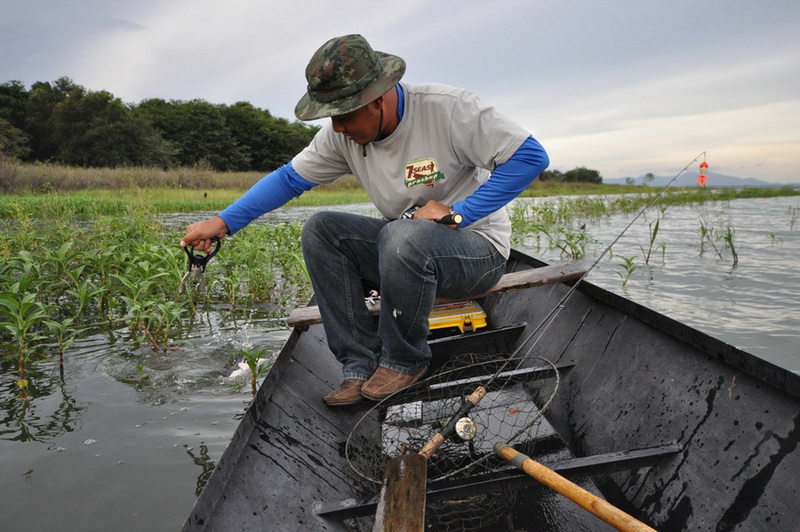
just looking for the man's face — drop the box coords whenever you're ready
[330,101,380,145]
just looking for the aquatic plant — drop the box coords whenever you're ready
[639,217,665,265]
[510,202,582,256]
[237,347,268,396]
[697,215,719,258]
[0,290,51,400]
[697,213,738,266]
[789,206,798,230]
[722,226,739,267]
[614,255,639,289]
[44,317,79,372]
[214,222,310,307]
[0,197,316,400]
[545,226,590,260]
[113,258,187,351]
[1,185,791,402]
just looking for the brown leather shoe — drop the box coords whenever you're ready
[323,379,366,406]
[361,366,428,401]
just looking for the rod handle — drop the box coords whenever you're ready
[437,213,463,226]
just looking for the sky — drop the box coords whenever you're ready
[2,0,799,183]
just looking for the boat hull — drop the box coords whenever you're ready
[184,250,800,531]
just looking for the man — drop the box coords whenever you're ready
[180,34,549,406]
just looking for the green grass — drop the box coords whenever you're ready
[0,186,374,218]
[1,159,798,219]
[3,184,798,219]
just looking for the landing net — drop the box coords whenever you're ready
[345,351,560,530]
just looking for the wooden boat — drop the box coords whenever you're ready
[183,250,800,531]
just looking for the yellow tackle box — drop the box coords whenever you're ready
[429,300,487,335]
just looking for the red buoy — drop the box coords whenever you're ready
[697,161,709,187]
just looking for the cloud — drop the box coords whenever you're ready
[2,0,799,183]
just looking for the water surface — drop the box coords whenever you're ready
[1,195,798,531]
[524,195,799,371]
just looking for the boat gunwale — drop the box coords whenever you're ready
[511,250,800,400]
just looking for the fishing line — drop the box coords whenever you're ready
[491,150,709,378]
[344,152,708,519]
[450,150,710,464]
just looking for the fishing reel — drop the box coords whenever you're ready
[431,416,479,442]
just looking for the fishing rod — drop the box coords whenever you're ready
[352,151,709,467]
[406,151,709,452]
[366,152,708,529]
[490,150,709,379]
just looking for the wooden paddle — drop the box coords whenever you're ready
[372,386,488,531]
[494,443,658,532]
[372,453,427,531]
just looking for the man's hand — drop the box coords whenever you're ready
[413,201,460,228]
[180,216,229,252]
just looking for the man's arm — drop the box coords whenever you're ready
[217,162,317,234]
[450,136,549,226]
[181,162,317,250]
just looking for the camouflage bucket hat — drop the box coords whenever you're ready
[294,34,406,121]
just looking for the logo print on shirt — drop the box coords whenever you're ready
[405,158,444,188]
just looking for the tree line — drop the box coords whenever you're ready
[1,77,605,183]
[0,77,320,171]
[538,167,602,184]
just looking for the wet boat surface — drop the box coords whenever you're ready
[184,250,800,531]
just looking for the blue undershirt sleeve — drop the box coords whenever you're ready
[450,136,549,227]
[218,162,317,234]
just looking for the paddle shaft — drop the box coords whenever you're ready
[494,444,658,532]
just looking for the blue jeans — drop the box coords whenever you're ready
[301,211,506,380]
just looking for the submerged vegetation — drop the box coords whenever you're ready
[0,200,309,400]
[509,187,797,267]
[0,161,798,400]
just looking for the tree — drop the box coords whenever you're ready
[563,166,602,184]
[137,98,249,170]
[49,88,174,167]
[258,116,319,170]
[0,80,30,130]
[23,77,79,161]
[221,101,278,171]
[5,77,319,170]
[538,169,564,182]
[0,117,31,159]
[0,81,32,159]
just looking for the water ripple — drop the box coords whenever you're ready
[518,195,800,372]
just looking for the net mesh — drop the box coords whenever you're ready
[345,351,560,531]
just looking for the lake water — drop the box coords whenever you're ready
[1,195,798,531]
[518,194,800,372]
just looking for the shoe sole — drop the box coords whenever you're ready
[361,369,426,401]
[323,395,364,406]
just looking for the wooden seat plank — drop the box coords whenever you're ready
[314,443,681,519]
[287,263,585,329]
